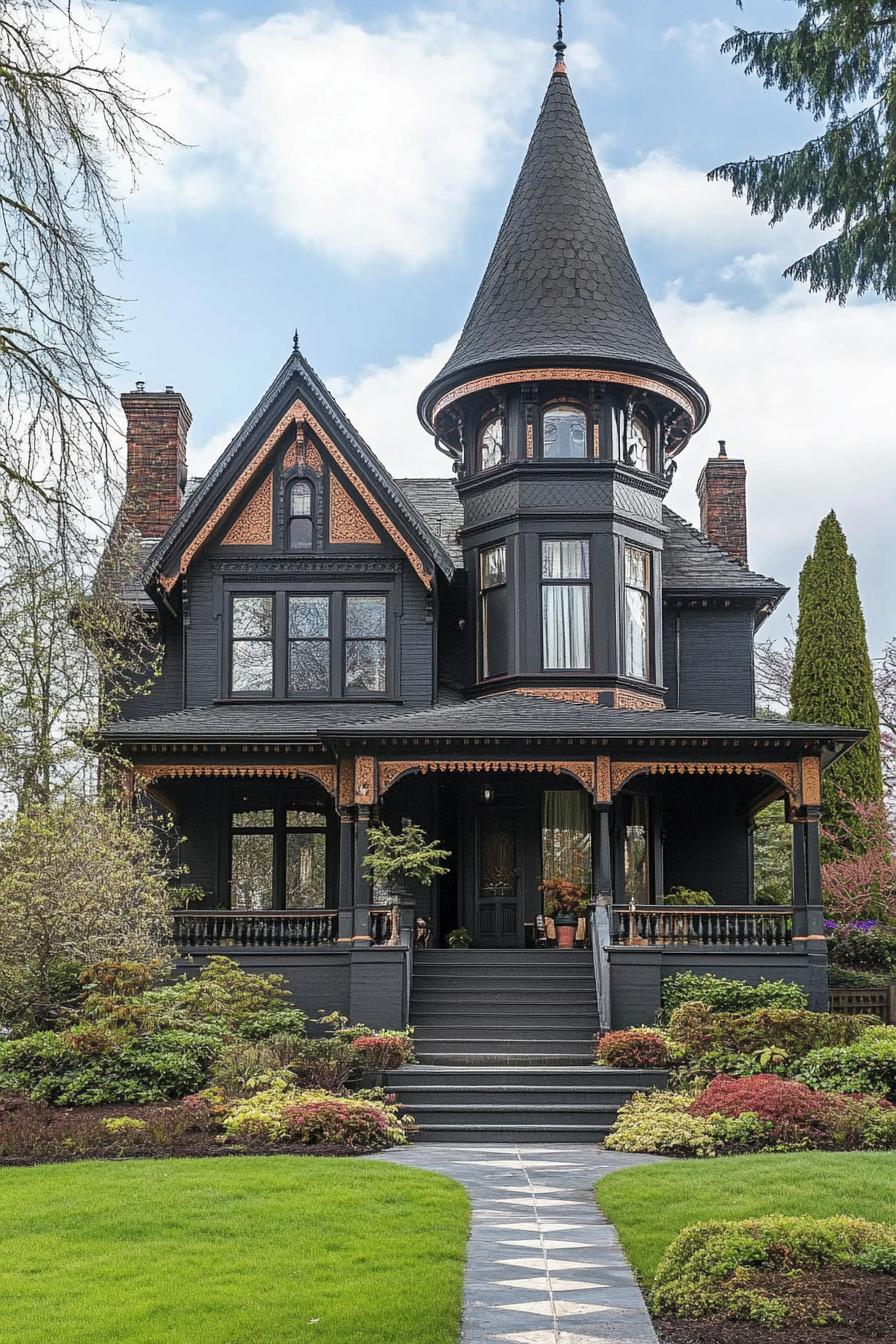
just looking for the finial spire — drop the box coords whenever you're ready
[292,328,299,354]
[553,0,567,72]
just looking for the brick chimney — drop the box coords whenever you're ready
[696,440,747,565]
[120,384,192,538]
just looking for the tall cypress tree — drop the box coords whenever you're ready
[790,512,883,851]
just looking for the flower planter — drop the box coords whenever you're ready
[553,913,578,949]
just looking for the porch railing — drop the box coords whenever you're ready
[174,909,338,949]
[612,904,794,948]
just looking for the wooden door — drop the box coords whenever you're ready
[476,812,523,946]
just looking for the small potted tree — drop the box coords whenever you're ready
[362,823,450,941]
[539,877,588,949]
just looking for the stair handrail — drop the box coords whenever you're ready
[589,897,612,1034]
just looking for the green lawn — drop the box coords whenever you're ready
[0,1156,469,1344]
[597,1152,896,1286]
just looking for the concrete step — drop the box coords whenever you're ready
[385,1065,667,1086]
[391,1085,638,1106]
[412,1030,595,1047]
[410,1123,613,1143]
[410,1004,598,1020]
[412,1052,598,1067]
[404,1103,621,1126]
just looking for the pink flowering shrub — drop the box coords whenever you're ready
[351,1034,415,1071]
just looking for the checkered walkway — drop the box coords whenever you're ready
[374,1144,663,1343]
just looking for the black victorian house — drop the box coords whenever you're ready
[104,42,860,1058]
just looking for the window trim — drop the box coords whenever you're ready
[539,536,593,673]
[540,399,591,461]
[622,543,653,682]
[224,582,394,702]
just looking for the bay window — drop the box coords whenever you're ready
[541,539,591,670]
[624,545,652,680]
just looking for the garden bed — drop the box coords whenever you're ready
[658,1268,896,1344]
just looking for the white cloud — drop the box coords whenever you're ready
[659,288,894,648]
[189,418,242,478]
[663,19,731,64]
[328,336,458,478]
[110,5,552,269]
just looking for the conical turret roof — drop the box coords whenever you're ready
[419,64,708,429]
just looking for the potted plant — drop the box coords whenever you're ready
[447,927,473,949]
[539,877,588,949]
[362,822,451,902]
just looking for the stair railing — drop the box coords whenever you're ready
[589,897,612,1035]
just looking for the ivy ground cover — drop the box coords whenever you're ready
[0,1157,469,1344]
[595,1151,896,1286]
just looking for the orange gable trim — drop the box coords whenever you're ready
[329,474,380,545]
[159,399,432,591]
[220,472,273,545]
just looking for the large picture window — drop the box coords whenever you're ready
[542,790,592,895]
[230,595,273,694]
[231,804,328,910]
[228,589,390,699]
[541,539,591,670]
[480,543,508,679]
[624,545,652,680]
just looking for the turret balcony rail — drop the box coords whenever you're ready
[612,904,794,949]
[174,909,338,950]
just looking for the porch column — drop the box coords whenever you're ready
[591,803,614,1030]
[337,811,355,942]
[352,804,372,941]
[791,806,827,1009]
[790,811,809,939]
[592,805,613,903]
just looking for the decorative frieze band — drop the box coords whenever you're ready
[378,758,596,798]
[431,367,697,431]
[132,762,337,797]
[610,759,801,805]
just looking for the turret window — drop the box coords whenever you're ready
[624,414,652,472]
[624,545,652,680]
[480,543,508,679]
[542,406,587,459]
[478,417,505,471]
[541,539,591,670]
[288,480,313,550]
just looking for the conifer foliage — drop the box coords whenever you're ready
[790,512,883,849]
[711,2,896,302]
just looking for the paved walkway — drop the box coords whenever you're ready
[374,1143,662,1344]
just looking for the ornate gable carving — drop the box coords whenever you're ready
[220,472,273,546]
[329,475,380,545]
[283,426,323,474]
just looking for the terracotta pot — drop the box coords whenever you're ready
[554,919,577,949]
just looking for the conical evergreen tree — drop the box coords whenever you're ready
[790,512,883,854]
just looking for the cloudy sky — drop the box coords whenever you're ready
[103,0,893,651]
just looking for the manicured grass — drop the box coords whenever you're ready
[597,1152,896,1286]
[0,1156,469,1344]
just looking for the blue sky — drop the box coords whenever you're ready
[105,0,894,651]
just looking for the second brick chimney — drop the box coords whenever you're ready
[696,440,748,565]
[121,384,192,538]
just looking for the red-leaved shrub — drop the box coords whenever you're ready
[281,1098,391,1150]
[596,1029,671,1070]
[690,1074,843,1145]
[352,1034,415,1071]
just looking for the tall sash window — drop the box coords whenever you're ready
[624,546,652,680]
[541,539,591,670]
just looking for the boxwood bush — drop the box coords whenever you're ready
[659,972,808,1021]
[652,1215,896,1328]
[796,1026,896,1101]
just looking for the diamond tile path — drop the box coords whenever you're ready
[373,1144,664,1343]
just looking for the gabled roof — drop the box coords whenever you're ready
[142,346,455,596]
[419,64,708,429]
[662,510,786,604]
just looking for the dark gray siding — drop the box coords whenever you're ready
[663,606,756,714]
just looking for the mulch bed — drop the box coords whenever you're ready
[658,1268,896,1344]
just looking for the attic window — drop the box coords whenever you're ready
[289,480,313,550]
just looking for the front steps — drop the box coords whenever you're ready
[390,948,664,1142]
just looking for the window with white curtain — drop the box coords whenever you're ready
[541,539,591,670]
[624,545,651,680]
[542,790,592,894]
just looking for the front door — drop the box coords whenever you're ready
[476,812,523,946]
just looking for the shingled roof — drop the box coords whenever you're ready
[419,64,708,429]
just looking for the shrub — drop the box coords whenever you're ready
[796,1025,896,1100]
[827,924,896,974]
[828,964,891,987]
[351,1034,415,1071]
[667,1002,875,1059]
[604,1089,768,1158]
[219,1082,408,1149]
[651,1216,896,1327]
[688,1072,895,1150]
[660,972,808,1021]
[235,1008,307,1041]
[287,1037,362,1092]
[596,1029,670,1070]
[0,1094,216,1161]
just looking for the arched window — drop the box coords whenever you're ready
[624,413,653,472]
[478,416,504,471]
[288,480,313,550]
[542,405,587,459]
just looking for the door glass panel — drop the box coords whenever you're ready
[231,832,274,910]
[286,831,327,908]
[480,821,517,894]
